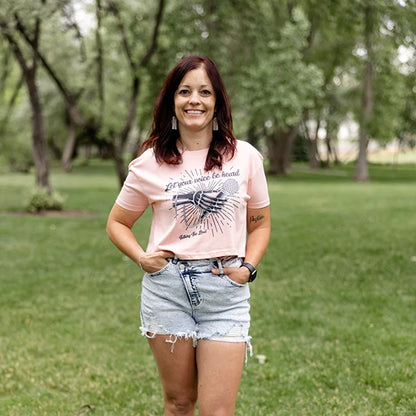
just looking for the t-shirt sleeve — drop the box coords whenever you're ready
[247,148,270,209]
[115,168,149,212]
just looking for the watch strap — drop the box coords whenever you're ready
[241,262,257,282]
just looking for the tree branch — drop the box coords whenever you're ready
[0,21,31,74]
[140,0,166,68]
[62,2,87,61]
[13,14,87,126]
[108,1,136,72]
[95,0,104,121]
[0,74,23,136]
[112,0,166,151]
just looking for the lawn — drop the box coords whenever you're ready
[1,161,415,415]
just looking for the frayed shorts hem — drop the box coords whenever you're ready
[139,325,253,359]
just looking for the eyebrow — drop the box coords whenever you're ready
[178,84,212,89]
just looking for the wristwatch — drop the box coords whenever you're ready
[241,262,257,282]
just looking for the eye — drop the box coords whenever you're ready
[201,89,212,96]
[178,89,190,96]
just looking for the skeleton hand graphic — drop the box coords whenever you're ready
[172,179,239,227]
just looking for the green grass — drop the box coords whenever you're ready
[1,160,415,415]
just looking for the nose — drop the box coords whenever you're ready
[189,91,200,105]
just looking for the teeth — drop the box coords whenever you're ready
[186,110,203,114]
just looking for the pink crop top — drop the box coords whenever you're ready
[116,140,270,259]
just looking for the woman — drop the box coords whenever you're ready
[106,55,270,416]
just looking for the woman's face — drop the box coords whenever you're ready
[174,66,216,136]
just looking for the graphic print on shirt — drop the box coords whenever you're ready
[165,168,241,238]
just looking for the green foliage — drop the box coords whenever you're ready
[397,61,416,147]
[0,101,33,173]
[0,37,32,172]
[26,187,65,213]
[228,4,325,133]
[1,0,416,177]
[369,59,407,142]
[1,162,416,415]
[0,137,33,173]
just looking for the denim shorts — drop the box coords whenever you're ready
[140,256,252,353]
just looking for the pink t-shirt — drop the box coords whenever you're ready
[116,140,270,259]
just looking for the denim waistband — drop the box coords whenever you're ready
[168,256,242,276]
[168,256,239,265]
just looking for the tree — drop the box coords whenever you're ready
[106,0,166,186]
[1,0,166,187]
[0,0,52,192]
[173,0,324,175]
[352,0,416,180]
[233,3,324,175]
[355,2,375,182]
[300,0,358,167]
[1,0,415,185]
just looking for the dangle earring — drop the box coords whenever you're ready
[212,115,218,131]
[171,115,178,130]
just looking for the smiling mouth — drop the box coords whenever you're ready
[185,110,204,114]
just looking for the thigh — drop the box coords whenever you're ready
[196,340,246,416]
[148,335,198,403]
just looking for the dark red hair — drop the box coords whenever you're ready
[140,56,236,171]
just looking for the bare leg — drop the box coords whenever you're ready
[148,335,198,416]
[196,340,246,416]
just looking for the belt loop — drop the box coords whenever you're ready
[217,258,224,275]
[172,256,179,265]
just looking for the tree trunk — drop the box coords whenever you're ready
[1,20,51,192]
[303,116,320,168]
[267,125,298,176]
[355,55,372,181]
[62,114,77,171]
[308,138,320,168]
[355,53,373,181]
[112,141,127,187]
[26,69,50,192]
[113,76,140,186]
[325,133,338,165]
[247,124,260,149]
[355,129,369,181]
[355,4,374,182]
[130,126,144,161]
[95,0,104,123]
[325,115,339,165]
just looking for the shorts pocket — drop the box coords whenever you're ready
[221,273,247,288]
[148,261,171,277]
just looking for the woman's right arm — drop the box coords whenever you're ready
[106,203,173,272]
[106,203,146,265]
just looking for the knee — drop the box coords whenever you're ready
[165,393,197,415]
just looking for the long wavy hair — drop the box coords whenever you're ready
[140,56,237,171]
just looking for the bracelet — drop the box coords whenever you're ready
[138,253,145,270]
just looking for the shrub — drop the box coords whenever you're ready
[26,187,65,213]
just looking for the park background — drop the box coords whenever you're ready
[1,0,415,415]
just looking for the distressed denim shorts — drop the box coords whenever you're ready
[140,256,252,353]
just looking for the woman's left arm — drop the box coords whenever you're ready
[244,205,271,268]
